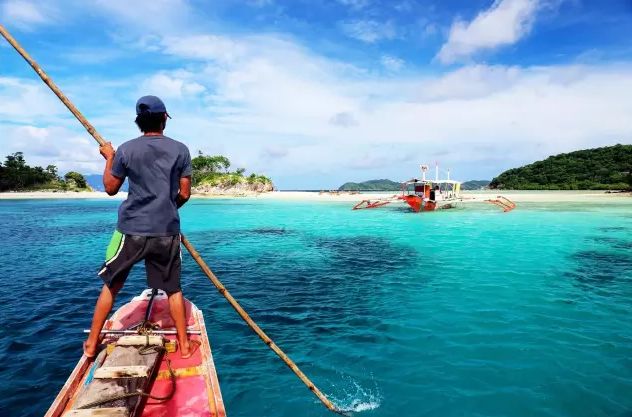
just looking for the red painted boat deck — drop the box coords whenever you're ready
[44,290,225,417]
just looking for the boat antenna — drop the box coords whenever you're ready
[435,161,439,181]
[420,164,428,181]
[0,24,347,417]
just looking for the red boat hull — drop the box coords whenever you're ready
[45,290,225,417]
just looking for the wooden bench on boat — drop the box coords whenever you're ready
[65,335,165,417]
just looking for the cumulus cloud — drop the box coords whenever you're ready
[437,0,542,64]
[141,73,206,99]
[2,20,631,187]
[149,33,632,182]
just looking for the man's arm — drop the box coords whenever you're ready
[99,142,125,196]
[177,176,191,208]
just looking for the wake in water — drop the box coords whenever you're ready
[327,373,381,414]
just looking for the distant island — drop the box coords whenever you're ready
[338,179,401,191]
[339,178,491,191]
[490,144,632,190]
[0,152,91,192]
[191,152,273,195]
[461,180,490,190]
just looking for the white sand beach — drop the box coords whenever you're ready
[252,190,632,204]
[0,191,127,199]
[1,190,630,204]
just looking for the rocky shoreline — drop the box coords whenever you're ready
[192,181,274,196]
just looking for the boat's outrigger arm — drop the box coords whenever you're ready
[485,195,517,212]
[352,195,400,210]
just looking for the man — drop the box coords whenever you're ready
[83,95,199,359]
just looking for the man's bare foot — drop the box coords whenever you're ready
[83,340,97,358]
[180,340,201,359]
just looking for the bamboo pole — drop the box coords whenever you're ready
[181,236,344,414]
[0,23,344,416]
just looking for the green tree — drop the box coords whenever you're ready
[490,144,632,190]
[190,152,272,189]
[4,152,26,170]
[192,154,230,174]
[64,171,88,189]
[0,153,64,191]
[46,165,59,180]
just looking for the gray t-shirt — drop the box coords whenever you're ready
[112,135,192,236]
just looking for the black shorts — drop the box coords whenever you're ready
[98,230,182,294]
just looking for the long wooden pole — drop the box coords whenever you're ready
[181,236,344,414]
[0,24,344,416]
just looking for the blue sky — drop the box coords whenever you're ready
[1,0,631,189]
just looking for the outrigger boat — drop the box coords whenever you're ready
[45,289,225,417]
[353,164,463,212]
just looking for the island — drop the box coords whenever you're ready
[461,180,490,190]
[191,152,273,195]
[0,152,91,192]
[338,179,401,191]
[490,144,632,190]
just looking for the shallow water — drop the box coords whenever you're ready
[1,198,631,417]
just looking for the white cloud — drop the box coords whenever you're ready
[147,33,632,185]
[341,20,397,43]
[418,64,522,100]
[0,0,53,30]
[0,77,69,121]
[1,124,102,174]
[381,55,405,72]
[141,73,205,99]
[2,26,632,187]
[161,34,247,64]
[437,0,542,64]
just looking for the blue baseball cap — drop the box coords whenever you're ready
[136,95,171,118]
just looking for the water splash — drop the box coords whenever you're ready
[328,375,381,414]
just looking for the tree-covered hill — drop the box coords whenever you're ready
[490,144,632,190]
[338,179,401,191]
[0,152,91,192]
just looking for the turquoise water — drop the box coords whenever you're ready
[1,198,631,417]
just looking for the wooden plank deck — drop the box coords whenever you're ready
[45,290,226,417]
[68,341,163,417]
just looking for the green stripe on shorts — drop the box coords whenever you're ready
[105,230,123,262]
